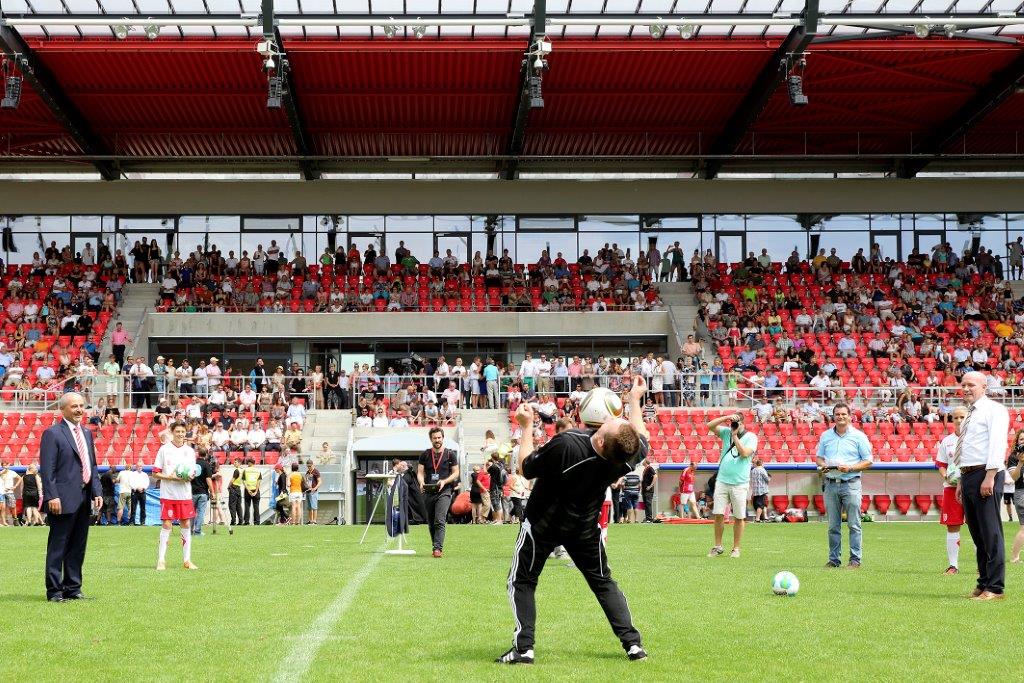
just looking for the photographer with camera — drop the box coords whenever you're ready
[706,412,758,558]
[416,426,460,558]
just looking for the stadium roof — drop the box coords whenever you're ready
[1,0,1024,179]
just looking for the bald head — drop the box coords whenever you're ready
[961,372,987,404]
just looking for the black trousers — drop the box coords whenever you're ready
[113,344,126,367]
[962,468,1006,594]
[507,521,642,653]
[228,486,243,525]
[130,490,147,525]
[642,490,655,522]
[45,494,93,599]
[244,490,260,525]
[424,491,453,551]
[611,488,622,523]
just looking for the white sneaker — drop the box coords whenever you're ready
[707,546,724,557]
[730,548,741,558]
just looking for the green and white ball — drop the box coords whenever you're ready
[579,387,625,427]
[175,462,200,480]
[772,571,800,597]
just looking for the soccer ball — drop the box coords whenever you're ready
[579,387,625,427]
[772,571,800,596]
[175,462,199,480]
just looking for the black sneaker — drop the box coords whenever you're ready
[627,645,648,661]
[495,648,534,665]
[825,560,841,568]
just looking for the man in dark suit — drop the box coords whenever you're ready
[40,392,102,602]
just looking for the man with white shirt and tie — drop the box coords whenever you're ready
[956,371,1009,601]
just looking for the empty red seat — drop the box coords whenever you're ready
[873,495,891,514]
[860,495,871,514]
[771,495,789,514]
[894,495,912,514]
[792,495,809,510]
[915,495,933,515]
[813,494,826,515]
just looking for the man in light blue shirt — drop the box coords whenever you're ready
[816,403,873,568]
[706,412,758,558]
[483,358,500,409]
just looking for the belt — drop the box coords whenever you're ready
[826,475,860,482]
[959,464,986,474]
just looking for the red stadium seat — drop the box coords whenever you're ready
[771,495,789,514]
[894,495,912,515]
[813,495,826,515]
[860,495,871,514]
[915,495,933,515]
[873,495,891,515]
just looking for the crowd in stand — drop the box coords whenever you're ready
[150,240,667,313]
[0,240,125,403]
[691,240,1024,425]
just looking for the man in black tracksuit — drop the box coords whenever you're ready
[497,376,650,665]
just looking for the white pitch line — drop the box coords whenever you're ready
[272,548,384,683]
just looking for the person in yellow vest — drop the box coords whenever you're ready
[228,457,244,526]
[241,458,262,525]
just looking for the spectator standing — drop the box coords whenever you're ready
[641,458,657,522]
[816,403,873,568]
[99,465,117,525]
[620,468,641,523]
[0,462,22,526]
[288,463,304,525]
[129,462,149,526]
[304,460,321,524]
[955,371,1009,600]
[487,453,506,525]
[750,458,771,522]
[21,463,43,526]
[110,322,131,367]
[484,358,500,409]
[679,461,699,519]
[228,458,244,526]
[190,449,215,536]
[706,412,758,558]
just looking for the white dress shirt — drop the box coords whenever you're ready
[957,396,1009,470]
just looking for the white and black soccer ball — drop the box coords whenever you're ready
[578,387,625,428]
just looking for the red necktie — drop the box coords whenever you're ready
[73,425,90,485]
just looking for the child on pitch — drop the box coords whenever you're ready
[935,406,967,575]
[151,420,199,571]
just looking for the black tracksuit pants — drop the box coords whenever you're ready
[228,485,243,525]
[507,519,642,653]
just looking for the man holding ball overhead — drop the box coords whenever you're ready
[151,421,199,571]
[497,376,649,666]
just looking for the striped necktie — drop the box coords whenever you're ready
[73,424,90,485]
[951,404,976,472]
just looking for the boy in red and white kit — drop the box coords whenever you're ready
[935,406,967,575]
[152,421,199,571]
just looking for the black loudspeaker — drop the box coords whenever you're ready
[971,234,981,256]
[808,233,820,259]
[2,227,15,252]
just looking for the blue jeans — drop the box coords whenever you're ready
[824,479,862,564]
[192,494,209,535]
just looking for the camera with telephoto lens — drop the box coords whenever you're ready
[730,420,740,430]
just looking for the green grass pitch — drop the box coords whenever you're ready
[1,521,1021,681]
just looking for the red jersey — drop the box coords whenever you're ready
[679,469,695,494]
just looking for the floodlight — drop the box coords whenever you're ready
[943,23,957,38]
[1,75,22,110]
[529,74,543,108]
[267,74,283,109]
[113,24,130,39]
[144,24,160,40]
[787,74,808,106]
[649,19,666,39]
[677,23,695,39]
[412,23,427,39]
[383,23,398,38]
[914,23,930,38]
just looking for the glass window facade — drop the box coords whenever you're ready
[3,212,1022,267]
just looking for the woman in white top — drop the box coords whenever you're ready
[480,429,498,456]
